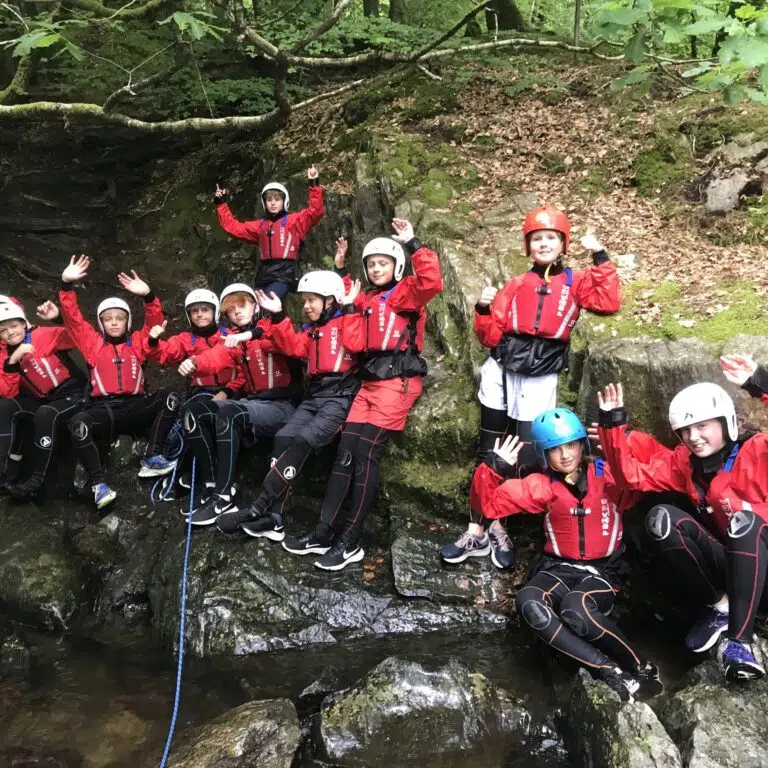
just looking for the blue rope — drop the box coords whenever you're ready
[159,457,196,768]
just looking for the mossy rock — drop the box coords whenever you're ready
[632,134,694,197]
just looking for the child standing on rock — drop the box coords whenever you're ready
[214,166,325,298]
[442,206,620,568]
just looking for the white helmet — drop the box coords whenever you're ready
[261,182,290,211]
[668,382,738,442]
[184,289,220,325]
[219,283,258,307]
[96,298,131,335]
[297,271,345,302]
[362,237,407,282]
[0,301,28,327]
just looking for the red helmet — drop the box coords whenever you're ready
[522,206,571,255]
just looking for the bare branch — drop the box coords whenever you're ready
[409,1,492,61]
[291,0,353,55]
[66,0,172,18]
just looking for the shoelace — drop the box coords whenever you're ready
[456,530,484,549]
[489,526,512,551]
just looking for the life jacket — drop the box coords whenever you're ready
[692,443,743,538]
[257,215,297,262]
[543,460,623,561]
[240,339,293,395]
[504,268,580,341]
[189,328,239,389]
[305,313,357,377]
[16,330,74,398]
[90,338,144,397]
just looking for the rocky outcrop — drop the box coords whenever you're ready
[167,699,300,768]
[319,656,532,767]
[704,133,768,213]
[565,669,682,768]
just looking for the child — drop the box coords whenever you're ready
[598,381,768,681]
[447,206,620,568]
[279,219,443,571]
[141,289,243,479]
[471,408,663,702]
[0,299,86,499]
[181,283,298,525]
[59,255,174,509]
[214,256,364,541]
[214,166,324,298]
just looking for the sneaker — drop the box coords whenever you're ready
[138,455,177,478]
[187,497,231,527]
[596,666,640,703]
[178,471,193,490]
[685,604,729,652]
[488,521,515,569]
[718,638,766,682]
[440,530,491,564]
[635,661,664,699]
[314,539,365,571]
[216,503,261,535]
[93,483,117,510]
[242,512,285,542]
[8,476,44,501]
[282,528,333,556]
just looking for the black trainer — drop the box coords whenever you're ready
[8,475,44,501]
[595,667,640,703]
[635,661,664,699]
[187,496,236,527]
[314,539,364,571]
[216,503,260,535]
[242,512,285,542]
[282,527,333,556]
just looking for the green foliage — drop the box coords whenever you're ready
[632,134,693,196]
[159,11,226,42]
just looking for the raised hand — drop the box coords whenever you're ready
[391,218,415,245]
[62,254,90,283]
[255,289,282,314]
[9,343,35,365]
[334,237,348,269]
[586,422,603,452]
[307,165,319,180]
[118,270,150,297]
[36,301,59,322]
[720,354,758,386]
[477,277,498,307]
[340,279,362,306]
[149,320,167,340]
[493,434,525,467]
[215,183,228,201]
[224,331,251,348]
[178,358,196,376]
[597,382,624,412]
[581,231,604,253]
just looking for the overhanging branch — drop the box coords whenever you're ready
[291,0,352,55]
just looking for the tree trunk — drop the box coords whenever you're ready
[363,0,379,16]
[389,0,406,23]
[485,0,524,32]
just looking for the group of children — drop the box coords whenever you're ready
[3,170,768,694]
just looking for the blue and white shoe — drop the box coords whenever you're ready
[138,455,177,478]
[93,483,117,510]
[685,605,729,652]
[718,638,766,681]
[440,530,491,564]
[488,521,516,570]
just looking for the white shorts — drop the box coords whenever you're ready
[477,357,558,421]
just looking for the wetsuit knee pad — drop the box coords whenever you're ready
[727,508,758,540]
[69,417,90,442]
[517,591,553,631]
[165,391,182,413]
[559,595,591,638]
[646,505,672,541]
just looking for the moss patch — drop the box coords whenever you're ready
[632,134,694,197]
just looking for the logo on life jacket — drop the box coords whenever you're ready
[330,327,339,355]
[378,301,387,333]
[556,283,570,318]
[601,499,612,536]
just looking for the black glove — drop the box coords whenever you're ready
[484,451,517,480]
[598,407,628,428]
[214,191,229,206]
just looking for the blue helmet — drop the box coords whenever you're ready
[531,408,589,463]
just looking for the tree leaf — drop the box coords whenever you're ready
[611,66,652,89]
[723,83,745,104]
[682,16,729,34]
[681,60,714,77]
[653,0,693,9]
[625,29,648,63]
[745,86,768,103]
[599,8,649,26]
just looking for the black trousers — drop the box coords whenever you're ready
[0,393,84,482]
[68,389,178,486]
[516,555,640,672]
[646,504,768,642]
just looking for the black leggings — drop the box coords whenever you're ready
[471,405,536,525]
[0,394,84,482]
[69,389,178,486]
[516,561,640,672]
[646,504,768,642]
[319,421,392,545]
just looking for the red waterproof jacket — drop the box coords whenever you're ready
[216,185,324,263]
[599,422,768,540]
[192,318,295,399]
[470,430,668,561]
[59,288,164,398]
[148,329,243,392]
[343,245,443,381]
[474,262,620,377]
[0,326,82,400]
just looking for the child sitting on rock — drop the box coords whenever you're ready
[214,166,325,299]
[59,255,177,510]
[442,206,620,568]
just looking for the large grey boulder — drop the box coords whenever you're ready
[565,669,681,768]
[167,699,300,768]
[318,656,531,767]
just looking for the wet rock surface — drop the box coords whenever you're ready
[167,699,300,768]
[318,656,533,767]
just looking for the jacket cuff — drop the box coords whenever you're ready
[223,387,235,398]
[148,336,159,348]
[4,359,21,373]
[598,407,628,428]
[404,237,423,256]
[60,282,75,292]
[251,326,265,340]
[143,291,155,303]
[475,303,491,316]
[341,304,357,315]
[270,311,286,324]
[308,178,320,187]
[483,452,517,480]
[214,195,229,206]
[334,266,350,278]
[743,365,768,398]
[592,249,610,265]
